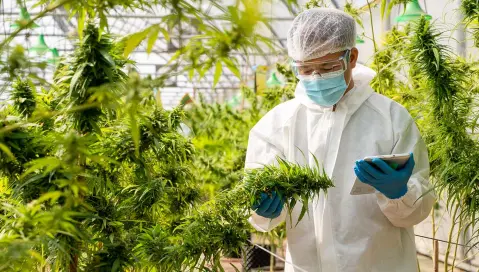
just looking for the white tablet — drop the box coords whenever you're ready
[350,154,411,195]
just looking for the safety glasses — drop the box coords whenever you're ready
[291,50,351,79]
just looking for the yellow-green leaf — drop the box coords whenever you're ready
[213,61,223,87]
[147,26,161,54]
[159,27,170,42]
[21,157,62,179]
[99,12,108,33]
[77,9,87,40]
[0,143,15,161]
[129,110,140,157]
[380,0,386,19]
[167,50,182,65]
[37,191,62,205]
[124,29,150,58]
[188,69,195,81]
[222,58,240,78]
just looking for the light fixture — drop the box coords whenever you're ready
[395,0,432,23]
[10,7,39,29]
[30,34,50,55]
[266,72,283,88]
[356,35,365,44]
[48,48,60,64]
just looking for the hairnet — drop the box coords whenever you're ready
[287,8,357,61]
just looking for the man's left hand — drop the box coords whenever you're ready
[354,153,415,199]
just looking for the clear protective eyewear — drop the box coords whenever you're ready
[291,50,351,79]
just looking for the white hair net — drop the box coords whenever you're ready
[287,8,356,61]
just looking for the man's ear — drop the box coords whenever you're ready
[350,47,359,69]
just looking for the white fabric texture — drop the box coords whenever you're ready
[246,64,435,272]
[287,8,356,61]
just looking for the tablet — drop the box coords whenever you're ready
[350,153,411,195]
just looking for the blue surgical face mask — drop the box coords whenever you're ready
[300,71,350,107]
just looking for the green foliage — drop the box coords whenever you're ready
[344,2,364,29]
[11,79,36,118]
[186,93,261,196]
[461,0,479,47]
[126,0,276,82]
[35,0,153,33]
[408,17,479,215]
[0,1,331,271]
[3,45,29,79]
[305,0,327,9]
[134,157,333,271]
[376,16,479,246]
[0,21,201,271]
[54,22,128,134]
[242,157,334,224]
[186,82,296,199]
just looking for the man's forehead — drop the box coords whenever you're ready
[301,51,345,63]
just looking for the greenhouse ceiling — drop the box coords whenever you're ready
[1,0,371,107]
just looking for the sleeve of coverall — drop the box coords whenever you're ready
[376,112,436,228]
[245,126,287,232]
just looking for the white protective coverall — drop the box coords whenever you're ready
[246,64,435,272]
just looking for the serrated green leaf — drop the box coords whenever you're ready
[0,143,16,161]
[432,48,440,71]
[111,259,120,272]
[213,61,223,87]
[188,69,195,81]
[21,157,62,179]
[37,191,62,205]
[380,0,386,20]
[147,26,161,54]
[78,9,86,40]
[70,63,87,93]
[296,202,308,227]
[99,13,108,33]
[129,110,140,157]
[159,27,170,42]
[124,29,150,57]
[222,58,240,78]
[167,50,182,65]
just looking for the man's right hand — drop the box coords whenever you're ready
[252,191,284,219]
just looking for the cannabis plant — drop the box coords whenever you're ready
[11,79,36,118]
[0,21,200,271]
[371,14,479,266]
[54,22,128,134]
[134,157,333,271]
[408,18,479,216]
[461,0,479,47]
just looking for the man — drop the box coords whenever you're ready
[246,8,435,272]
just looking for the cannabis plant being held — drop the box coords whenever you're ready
[134,157,333,271]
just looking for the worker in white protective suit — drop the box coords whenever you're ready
[246,8,435,272]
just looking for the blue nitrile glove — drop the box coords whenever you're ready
[252,191,284,219]
[354,153,415,199]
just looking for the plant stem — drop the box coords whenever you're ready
[451,209,464,272]
[366,0,382,93]
[432,202,439,272]
[444,204,460,272]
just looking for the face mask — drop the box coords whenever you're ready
[300,71,350,107]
